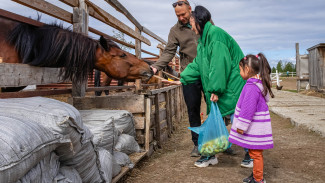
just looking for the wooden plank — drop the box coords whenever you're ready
[136,130,153,145]
[0,89,71,99]
[135,27,142,58]
[12,0,73,23]
[160,130,168,143]
[159,108,167,122]
[159,120,167,131]
[134,116,145,130]
[86,0,151,46]
[102,0,166,44]
[150,113,155,128]
[143,27,167,45]
[158,93,166,103]
[148,85,179,95]
[145,97,151,151]
[0,9,43,27]
[135,79,142,94]
[154,94,161,147]
[111,151,147,183]
[103,0,142,30]
[59,0,78,7]
[0,63,65,87]
[86,85,135,92]
[71,95,145,113]
[166,91,172,135]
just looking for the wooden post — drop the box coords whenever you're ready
[154,94,161,147]
[145,97,151,151]
[134,27,142,93]
[135,79,142,94]
[157,71,163,88]
[296,43,300,78]
[166,90,172,136]
[72,0,88,97]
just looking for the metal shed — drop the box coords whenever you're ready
[307,43,325,91]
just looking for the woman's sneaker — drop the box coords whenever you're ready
[241,152,253,168]
[243,173,253,183]
[194,156,218,167]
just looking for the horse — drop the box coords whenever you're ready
[0,17,153,92]
[94,59,179,96]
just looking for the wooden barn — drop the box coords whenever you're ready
[307,43,325,91]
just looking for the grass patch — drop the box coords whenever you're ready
[284,89,298,93]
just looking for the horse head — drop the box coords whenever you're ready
[95,36,153,82]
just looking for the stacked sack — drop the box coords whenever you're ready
[80,110,142,178]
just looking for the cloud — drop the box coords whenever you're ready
[1,0,324,61]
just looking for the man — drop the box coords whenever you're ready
[151,0,202,157]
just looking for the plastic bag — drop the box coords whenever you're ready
[188,103,231,156]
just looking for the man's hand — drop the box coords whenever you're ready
[237,129,244,134]
[150,66,158,74]
[210,93,219,102]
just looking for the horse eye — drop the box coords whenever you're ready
[120,53,127,58]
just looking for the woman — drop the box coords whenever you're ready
[166,5,247,167]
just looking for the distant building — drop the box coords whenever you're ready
[307,43,325,91]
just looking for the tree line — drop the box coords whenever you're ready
[271,60,296,73]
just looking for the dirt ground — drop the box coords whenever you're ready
[121,79,325,183]
[122,112,325,183]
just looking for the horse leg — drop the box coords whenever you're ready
[94,69,103,96]
[103,75,112,95]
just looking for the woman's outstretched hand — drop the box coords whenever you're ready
[210,93,219,102]
[162,80,182,85]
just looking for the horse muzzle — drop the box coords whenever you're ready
[141,70,154,81]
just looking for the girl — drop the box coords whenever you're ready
[229,53,274,183]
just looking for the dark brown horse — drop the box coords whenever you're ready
[94,59,179,96]
[0,17,153,92]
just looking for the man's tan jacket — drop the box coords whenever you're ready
[152,21,199,72]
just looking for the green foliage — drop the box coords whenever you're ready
[271,67,276,73]
[112,30,134,52]
[283,62,295,72]
[276,60,283,72]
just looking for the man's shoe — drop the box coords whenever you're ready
[241,152,253,168]
[190,146,200,157]
[223,147,237,156]
[194,156,218,168]
[243,173,254,183]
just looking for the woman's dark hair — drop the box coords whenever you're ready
[192,5,211,36]
[239,53,274,98]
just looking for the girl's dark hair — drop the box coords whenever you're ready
[239,53,274,98]
[192,5,211,36]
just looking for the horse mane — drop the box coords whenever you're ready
[7,23,99,83]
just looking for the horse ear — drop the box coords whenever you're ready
[99,36,109,51]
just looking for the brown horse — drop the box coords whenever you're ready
[94,59,179,96]
[0,17,153,91]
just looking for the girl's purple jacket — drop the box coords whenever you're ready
[229,78,274,150]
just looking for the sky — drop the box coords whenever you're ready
[1,0,325,68]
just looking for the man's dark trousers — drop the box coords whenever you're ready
[182,80,204,146]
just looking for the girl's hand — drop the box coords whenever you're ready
[210,93,219,102]
[237,129,244,134]
[162,80,182,85]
